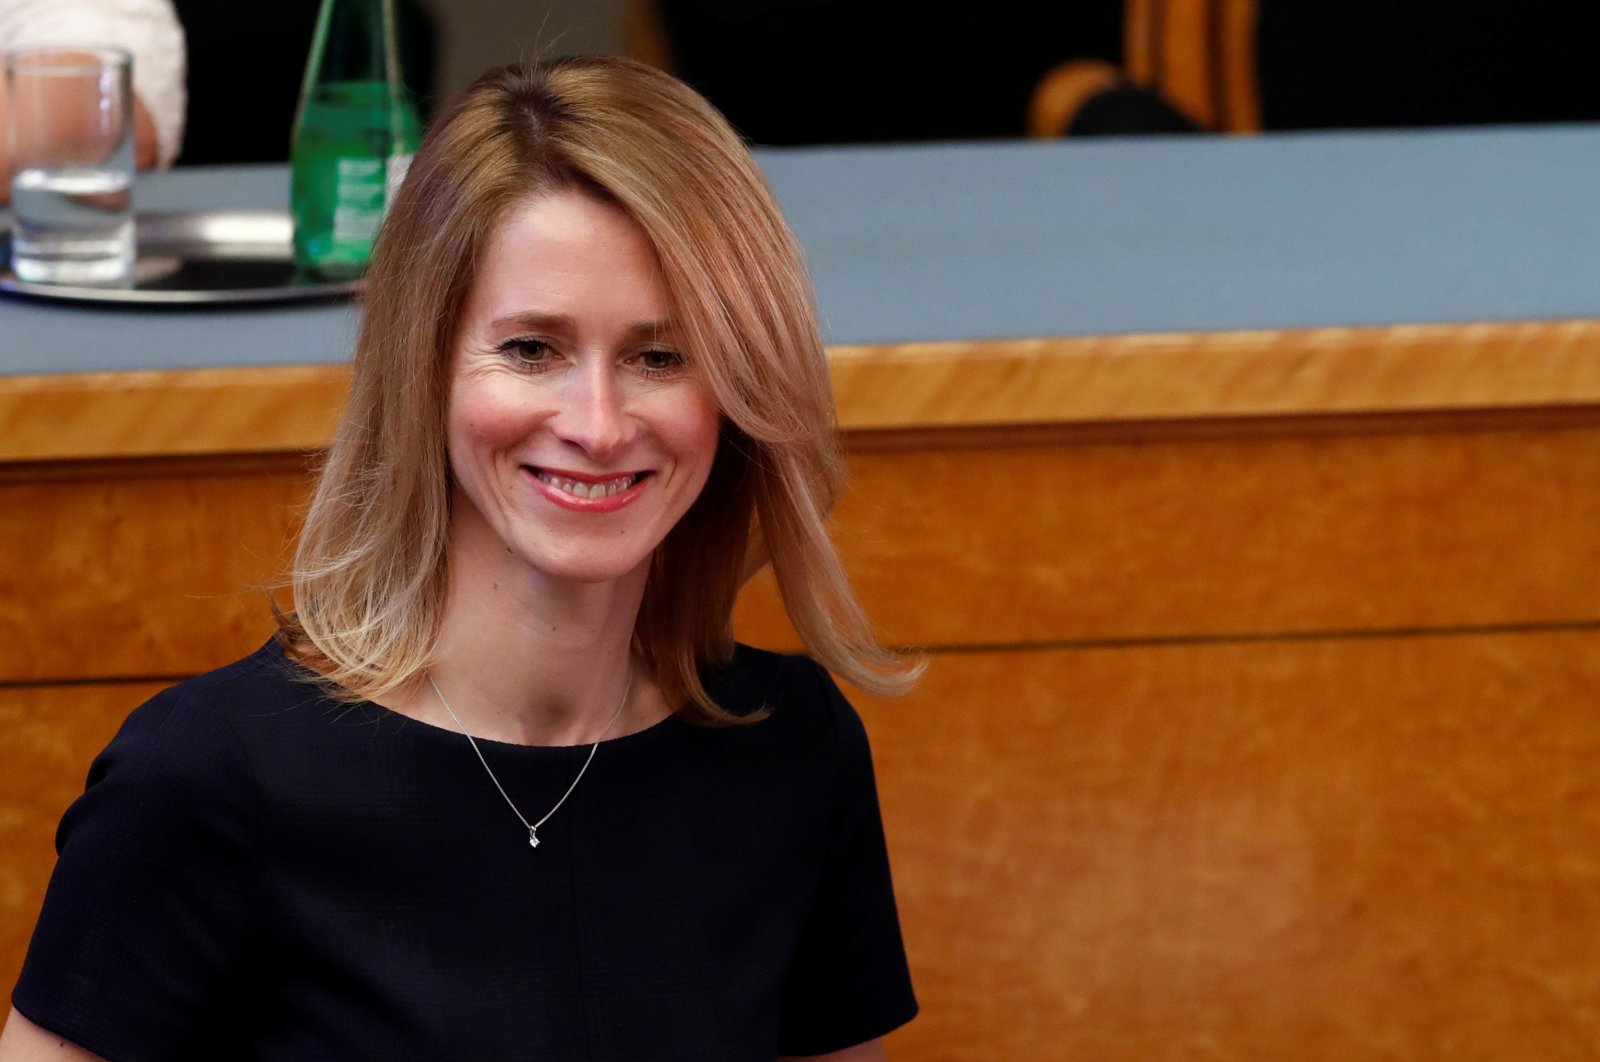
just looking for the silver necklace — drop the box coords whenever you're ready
[428,666,632,850]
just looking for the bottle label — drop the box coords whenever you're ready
[330,156,386,249]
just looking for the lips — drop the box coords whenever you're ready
[525,466,651,511]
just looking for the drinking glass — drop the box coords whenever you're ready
[5,46,135,285]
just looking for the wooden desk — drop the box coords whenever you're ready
[6,130,1600,1058]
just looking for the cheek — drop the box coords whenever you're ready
[448,384,534,467]
[670,391,724,480]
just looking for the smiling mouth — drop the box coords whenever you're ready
[532,470,646,500]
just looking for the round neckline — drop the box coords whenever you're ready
[268,640,688,752]
[369,695,685,752]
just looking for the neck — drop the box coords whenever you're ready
[414,516,656,746]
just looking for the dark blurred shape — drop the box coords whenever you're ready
[652,0,1599,143]
[653,0,1121,145]
[1030,0,1600,140]
[1070,87,1200,136]
[1026,57,1200,138]
[172,0,436,166]
[1258,0,1600,130]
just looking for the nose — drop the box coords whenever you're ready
[555,362,635,460]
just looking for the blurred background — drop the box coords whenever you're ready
[174,0,1600,165]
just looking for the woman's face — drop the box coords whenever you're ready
[445,188,721,589]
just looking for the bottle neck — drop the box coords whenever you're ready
[301,0,407,94]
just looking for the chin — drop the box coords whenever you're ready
[515,544,654,588]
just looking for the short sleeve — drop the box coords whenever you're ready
[11,683,258,1060]
[0,0,188,166]
[776,665,918,1056]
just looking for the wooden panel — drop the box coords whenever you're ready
[829,321,1600,432]
[10,421,1600,683]
[738,423,1600,649]
[0,467,311,683]
[0,681,164,996]
[860,632,1600,1060]
[0,365,348,463]
[6,321,1600,462]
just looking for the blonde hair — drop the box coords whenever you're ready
[279,56,917,721]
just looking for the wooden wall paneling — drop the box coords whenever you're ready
[826,322,1600,432]
[734,422,1600,650]
[0,465,313,684]
[861,632,1600,1061]
[0,681,166,997]
[0,366,349,463]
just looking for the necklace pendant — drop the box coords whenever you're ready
[428,670,631,858]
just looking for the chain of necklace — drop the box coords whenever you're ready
[428,666,632,850]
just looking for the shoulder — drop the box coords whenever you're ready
[120,639,315,729]
[87,641,321,797]
[703,644,873,757]
[706,642,852,712]
[16,645,278,1058]
[50,642,319,889]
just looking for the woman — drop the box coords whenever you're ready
[1,57,918,1060]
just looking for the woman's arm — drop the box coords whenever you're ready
[0,1009,106,1062]
[779,1036,887,1062]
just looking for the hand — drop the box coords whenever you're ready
[0,78,161,206]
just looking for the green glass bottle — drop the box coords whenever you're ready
[290,0,422,278]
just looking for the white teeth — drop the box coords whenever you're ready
[536,472,637,499]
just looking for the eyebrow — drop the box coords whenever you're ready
[489,311,679,339]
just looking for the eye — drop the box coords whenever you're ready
[636,349,685,374]
[496,337,554,370]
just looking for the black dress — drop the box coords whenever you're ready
[12,640,916,1060]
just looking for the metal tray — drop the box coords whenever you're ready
[0,209,362,305]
